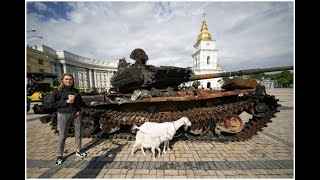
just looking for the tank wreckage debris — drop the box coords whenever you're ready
[39,48,293,143]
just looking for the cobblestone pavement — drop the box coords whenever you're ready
[26,88,294,179]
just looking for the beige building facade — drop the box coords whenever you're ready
[27,46,57,73]
[27,44,117,92]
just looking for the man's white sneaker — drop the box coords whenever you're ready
[76,150,87,157]
[56,156,63,165]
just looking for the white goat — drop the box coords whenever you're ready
[131,130,170,160]
[132,116,191,154]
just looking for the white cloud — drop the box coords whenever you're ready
[33,2,49,11]
[27,1,294,71]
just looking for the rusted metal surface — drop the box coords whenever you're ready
[87,88,256,106]
[130,48,149,65]
[215,114,244,134]
[221,79,258,90]
[117,88,256,103]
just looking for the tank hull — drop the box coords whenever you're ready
[42,79,281,142]
[84,82,279,142]
[39,48,291,142]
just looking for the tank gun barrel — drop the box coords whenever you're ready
[189,65,293,81]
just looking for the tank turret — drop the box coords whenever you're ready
[110,48,192,93]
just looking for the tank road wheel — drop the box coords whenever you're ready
[189,124,211,135]
[99,119,120,134]
[213,95,280,142]
[81,115,99,137]
[215,114,244,136]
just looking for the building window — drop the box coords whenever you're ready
[207,82,211,89]
[38,59,44,65]
[60,64,64,74]
[39,68,44,73]
[207,56,210,64]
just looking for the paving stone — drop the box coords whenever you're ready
[136,161,143,169]
[149,161,155,169]
[100,161,110,169]
[195,161,205,169]
[242,161,254,169]
[212,161,220,169]
[155,161,162,169]
[142,161,149,169]
[230,161,242,169]
[135,169,150,175]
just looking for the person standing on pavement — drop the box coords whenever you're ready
[46,73,87,165]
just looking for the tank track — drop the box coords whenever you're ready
[48,94,279,142]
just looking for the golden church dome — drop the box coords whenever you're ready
[197,19,212,43]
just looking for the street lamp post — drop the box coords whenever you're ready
[27,29,43,46]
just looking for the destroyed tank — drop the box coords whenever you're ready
[44,48,293,142]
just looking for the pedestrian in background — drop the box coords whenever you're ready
[46,73,87,165]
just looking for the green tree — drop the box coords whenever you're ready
[249,70,293,87]
[275,70,293,87]
[249,73,265,81]
[53,78,60,86]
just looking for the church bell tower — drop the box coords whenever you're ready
[191,15,222,89]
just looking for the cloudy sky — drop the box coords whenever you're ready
[26,1,294,71]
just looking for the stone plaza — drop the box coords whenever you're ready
[26,88,294,179]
